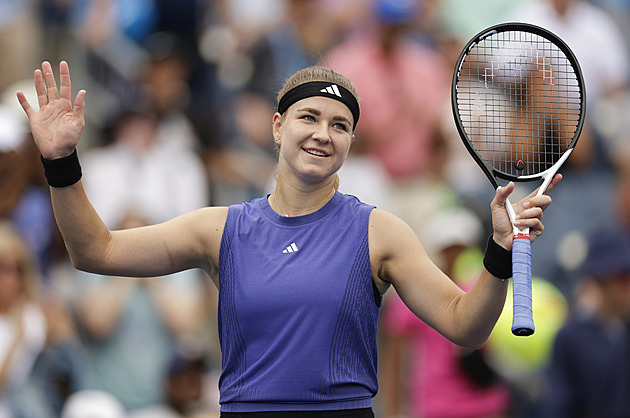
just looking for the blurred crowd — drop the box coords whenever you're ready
[1,0,630,417]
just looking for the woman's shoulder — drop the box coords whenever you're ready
[189,205,230,218]
[368,207,405,227]
[336,191,376,211]
[178,206,230,238]
[368,208,424,254]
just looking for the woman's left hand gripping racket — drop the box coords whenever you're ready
[451,22,586,336]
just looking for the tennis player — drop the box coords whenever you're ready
[17,61,559,418]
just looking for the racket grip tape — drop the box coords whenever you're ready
[511,236,535,336]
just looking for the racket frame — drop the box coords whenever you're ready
[451,22,586,336]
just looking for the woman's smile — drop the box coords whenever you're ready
[303,147,330,158]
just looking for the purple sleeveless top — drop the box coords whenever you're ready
[218,191,379,412]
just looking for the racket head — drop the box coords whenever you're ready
[452,22,586,187]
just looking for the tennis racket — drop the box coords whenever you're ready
[451,22,585,336]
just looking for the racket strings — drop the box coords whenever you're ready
[456,30,582,177]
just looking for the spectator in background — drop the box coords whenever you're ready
[0,101,56,281]
[140,31,201,155]
[130,347,219,418]
[323,0,449,181]
[245,0,345,102]
[0,84,89,418]
[191,0,288,155]
[323,0,453,237]
[80,105,208,229]
[0,222,47,418]
[71,212,206,412]
[510,0,629,106]
[504,0,630,296]
[379,208,511,418]
[543,228,630,418]
[70,0,205,147]
[507,0,629,165]
[15,293,92,418]
[205,91,279,205]
[76,100,208,412]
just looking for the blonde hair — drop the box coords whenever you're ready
[276,66,360,106]
[276,66,359,191]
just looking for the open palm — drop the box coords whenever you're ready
[16,61,86,160]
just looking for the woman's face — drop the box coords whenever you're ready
[273,96,355,185]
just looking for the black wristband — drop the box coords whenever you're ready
[483,235,512,280]
[40,149,82,187]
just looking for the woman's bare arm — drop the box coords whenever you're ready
[370,178,559,348]
[370,208,504,349]
[17,61,226,281]
[51,181,225,279]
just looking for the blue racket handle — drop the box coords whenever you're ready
[511,236,534,336]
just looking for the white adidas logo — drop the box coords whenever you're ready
[320,84,342,97]
[282,243,299,254]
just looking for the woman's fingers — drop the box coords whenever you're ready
[24,61,77,118]
[34,68,47,109]
[531,173,563,197]
[521,174,562,212]
[492,182,514,208]
[545,173,563,194]
[16,91,34,118]
[516,206,543,222]
[42,61,59,102]
[74,89,87,120]
[59,61,72,102]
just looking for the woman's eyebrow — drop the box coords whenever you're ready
[296,107,352,125]
[296,106,321,115]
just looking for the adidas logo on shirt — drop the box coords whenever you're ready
[282,243,299,254]
[320,84,342,97]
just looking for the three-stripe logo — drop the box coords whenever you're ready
[320,84,342,97]
[282,243,299,254]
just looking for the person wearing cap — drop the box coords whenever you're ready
[17,61,558,417]
[543,228,630,418]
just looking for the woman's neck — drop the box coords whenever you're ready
[270,180,336,217]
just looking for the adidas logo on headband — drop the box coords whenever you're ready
[320,84,342,97]
[277,81,360,128]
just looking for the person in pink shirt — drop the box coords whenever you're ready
[323,0,449,180]
[380,209,512,418]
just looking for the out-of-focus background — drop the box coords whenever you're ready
[1,0,630,417]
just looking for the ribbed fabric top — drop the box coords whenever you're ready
[218,192,379,412]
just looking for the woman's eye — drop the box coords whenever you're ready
[333,123,348,131]
[302,115,316,122]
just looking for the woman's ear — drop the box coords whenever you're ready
[345,133,356,160]
[272,112,282,143]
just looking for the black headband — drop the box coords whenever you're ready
[277,81,360,129]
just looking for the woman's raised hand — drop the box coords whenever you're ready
[16,61,86,160]
[489,174,562,250]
